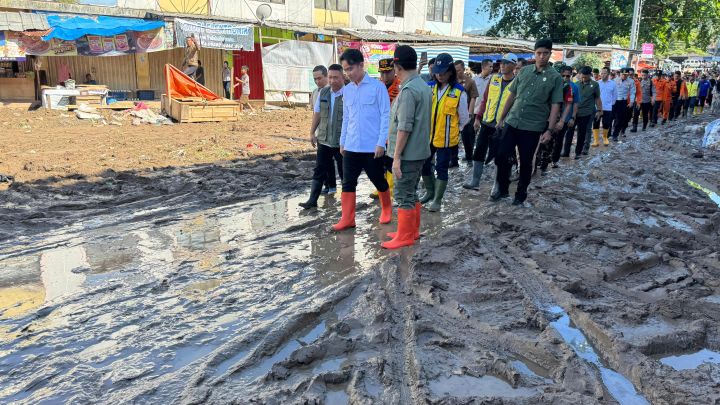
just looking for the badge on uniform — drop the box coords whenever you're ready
[448,93,457,98]
[543,78,547,82]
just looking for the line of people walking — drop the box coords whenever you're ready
[299,40,717,250]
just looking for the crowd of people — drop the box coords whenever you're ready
[298,39,718,250]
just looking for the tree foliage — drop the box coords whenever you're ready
[571,53,604,70]
[479,0,720,52]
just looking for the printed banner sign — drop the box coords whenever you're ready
[174,18,254,51]
[76,28,166,56]
[641,43,654,59]
[3,31,77,56]
[337,41,396,76]
[1,29,165,58]
[0,31,26,60]
[611,50,629,70]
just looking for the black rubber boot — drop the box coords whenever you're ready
[299,180,323,209]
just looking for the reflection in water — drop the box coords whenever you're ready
[40,245,88,302]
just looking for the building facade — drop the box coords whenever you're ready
[62,0,465,37]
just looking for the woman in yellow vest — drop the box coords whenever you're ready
[463,53,517,190]
[420,53,470,212]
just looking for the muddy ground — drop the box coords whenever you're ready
[0,110,719,405]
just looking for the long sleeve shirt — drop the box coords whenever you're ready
[640,78,655,103]
[598,79,617,111]
[616,78,636,104]
[340,73,390,153]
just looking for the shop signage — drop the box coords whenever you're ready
[174,18,254,51]
[337,41,396,76]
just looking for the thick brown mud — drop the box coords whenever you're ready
[1,114,719,404]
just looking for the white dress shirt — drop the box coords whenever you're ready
[340,73,391,153]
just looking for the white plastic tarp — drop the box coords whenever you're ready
[262,40,334,93]
[702,118,720,149]
[412,45,469,75]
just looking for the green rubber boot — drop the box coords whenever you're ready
[426,180,448,212]
[419,175,435,204]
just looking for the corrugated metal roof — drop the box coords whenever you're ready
[146,11,255,25]
[336,29,534,52]
[262,21,336,37]
[0,11,49,31]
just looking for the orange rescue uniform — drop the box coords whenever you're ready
[387,77,400,103]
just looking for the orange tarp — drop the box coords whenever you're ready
[164,64,220,101]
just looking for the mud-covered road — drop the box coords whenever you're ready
[1,115,719,404]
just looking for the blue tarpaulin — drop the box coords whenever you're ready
[42,15,164,41]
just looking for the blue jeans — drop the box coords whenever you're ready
[421,145,453,181]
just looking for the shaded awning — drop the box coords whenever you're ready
[43,14,165,41]
[0,12,49,31]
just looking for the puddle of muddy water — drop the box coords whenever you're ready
[658,349,720,370]
[548,306,650,405]
[325,386,349,404]
[429,374,537,398]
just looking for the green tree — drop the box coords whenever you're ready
[571,53,603,70]
[479,0,720,52]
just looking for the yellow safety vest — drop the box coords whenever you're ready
[430,83,462,148]
[483,74,514,124]
[687,81,699,97]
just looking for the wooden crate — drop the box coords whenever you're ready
[161,94,239,123]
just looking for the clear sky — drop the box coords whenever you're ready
[463,0,494,33]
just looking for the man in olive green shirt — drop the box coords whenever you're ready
[382,45,432,250]
[573,66,603,158]
[495,39,563,206]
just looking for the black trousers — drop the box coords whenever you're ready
[611,101,627,139]
[551,123,572,163]
[314,144,343,188]
[632,103,641,127]
[671,97,683,120]
[623,104,634,132]
[574,115,591,156]
[496,125,541,202]
[699,96,707,108]
[461,122,476,161]
[472,123,497,163]
[341,151,388,193]
[553,121,576,162]
[640,102,652,129]
[652,101,663,124]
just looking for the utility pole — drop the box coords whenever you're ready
[628,0,643,67]
[629,0,643,49]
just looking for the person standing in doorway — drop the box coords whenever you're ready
[222,61,232,99]
[420,53,469,212]
[300,64,345,209]
[382,45,432,249]
[332,49,392,231]
[181,35,200,78]
[463,53,517,190]
[238,65,255,113]
[455,60,479,167]
[492,39,563,206]
[195,60,205,85]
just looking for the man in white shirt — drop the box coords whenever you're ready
[332,49,392,231]
[596,67,617,146]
